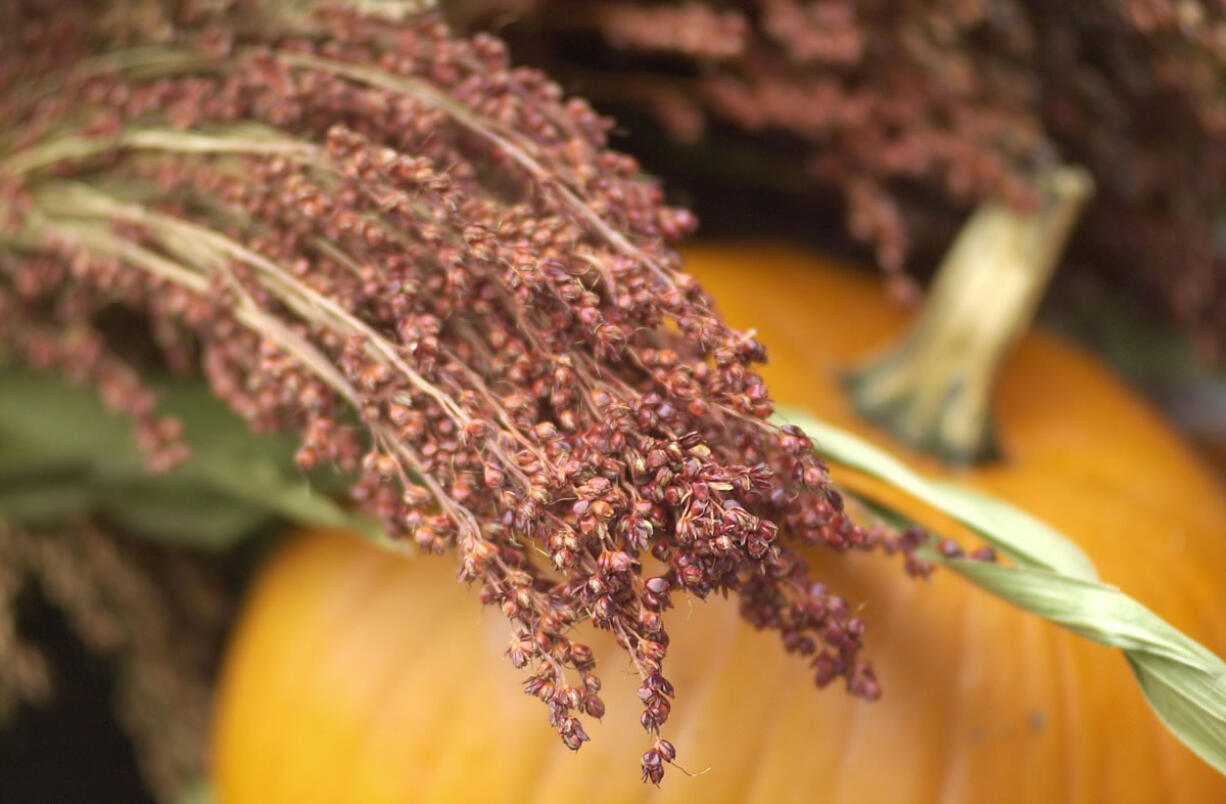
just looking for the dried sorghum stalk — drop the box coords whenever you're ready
[0,0,932,782]
[0,522,228,803]
[459,0,1226,354]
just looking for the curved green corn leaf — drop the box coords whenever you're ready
[1130,655,1226,780]
[776,407,1097,579]
[951,560,1226,776]
[774,406,1226,776]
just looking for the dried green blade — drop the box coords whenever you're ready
[1130,655,1226,778]
[775,406,1226,776]
[776,406,1097,579]
[952,560,1226,775]
[947,561,1220,668]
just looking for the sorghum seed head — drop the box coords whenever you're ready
[0,0,936,785]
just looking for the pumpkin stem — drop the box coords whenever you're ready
[845,165,1094,463]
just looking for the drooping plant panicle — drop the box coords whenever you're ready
[0,0,939,782]
[455,0,1226,354]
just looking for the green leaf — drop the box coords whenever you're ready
[0,366,383,548]
[1130,655,1226,779]
[776,406,1097,579]
[775,405,1226,777]
[951,560,1226,776]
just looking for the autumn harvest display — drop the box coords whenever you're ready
[0,1,1225,802]
[212,243,1226,802]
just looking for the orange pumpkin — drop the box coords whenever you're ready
[212,243,1226,802]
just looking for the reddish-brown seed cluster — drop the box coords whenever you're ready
[0,0,939,783]
[459,0,1226,354]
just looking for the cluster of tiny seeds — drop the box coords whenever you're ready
[0,0,947,783]
[468,0,1226,352]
